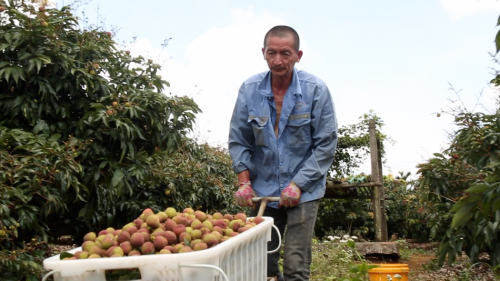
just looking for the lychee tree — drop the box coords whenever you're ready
[0,0,200,249]
[105,139,241,233]
[418,111,500,267]
[417,16,500,267]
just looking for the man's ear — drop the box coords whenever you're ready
[297,50,303,62]
[262,47,265,59]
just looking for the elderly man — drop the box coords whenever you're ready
[228,25,338,281]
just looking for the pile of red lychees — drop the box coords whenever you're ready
[64,207,264,259]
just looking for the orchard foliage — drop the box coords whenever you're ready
[0,1,241,278]
[0,128,82,238]
[149,139,239,215]
[416,16,500,267]
[331,110,391,178]
[103,139,240,233]
[418,111,500,266]
[315,173,428,241]
[383,172,430,241]
[0,0,199,235]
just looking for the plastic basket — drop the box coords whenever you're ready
[43,217,277,281]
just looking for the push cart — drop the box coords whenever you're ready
[43,206,280,281]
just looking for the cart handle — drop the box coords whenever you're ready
[267,225,281,254]
[42,270,60,281]
[252,197,280,217]
[179,264,229,281]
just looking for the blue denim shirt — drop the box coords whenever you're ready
[228,68,338,208]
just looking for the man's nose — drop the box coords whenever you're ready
[274,55,283,65]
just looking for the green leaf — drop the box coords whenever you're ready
[91,103,106,110]
[0,66,12,82]
[485,161,500,169]
[465,183,489,194]
[28,58,43,73]
[451,202,477,228]
[60,252,74,260]
[0,43,10,51]
[18,52,32,61]
[488,221,498,232]
[496,29,500,54]
[349,264,360,273]
[450,199,466,213]
[128,142,135,159]
[5,32,12,45]
[493,198,500,212]
[12,66,26,84]
[33,120,46,134]
[78,204,87,218]
[347,239,355,248]
[48,134,61,142]
[111,169,124,188]
[68,137,78,147]
[482,202,492,218]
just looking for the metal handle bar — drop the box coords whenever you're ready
[251,197,280,202]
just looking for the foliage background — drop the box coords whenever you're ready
[0,2,434,278]
[1,0,500,279]
[0,1,239,279]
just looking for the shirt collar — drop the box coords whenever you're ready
[257,68,303,99]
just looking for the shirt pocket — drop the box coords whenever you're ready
[287,113,311,147]
[248,115,269,147]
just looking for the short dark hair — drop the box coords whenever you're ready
[263,25,300,51]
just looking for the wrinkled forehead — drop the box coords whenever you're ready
[264,34,296,49]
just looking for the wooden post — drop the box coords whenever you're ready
[377,138,388,242]
[369,119,383,242]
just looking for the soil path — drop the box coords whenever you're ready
[404,253,435,272]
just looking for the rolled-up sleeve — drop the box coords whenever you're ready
[228,85,256,178]
[292,85,338,192]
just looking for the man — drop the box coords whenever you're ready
[228,25,338,281]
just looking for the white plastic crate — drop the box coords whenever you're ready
[43,217,277,281]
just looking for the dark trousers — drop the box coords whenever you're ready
[250,199,320,281]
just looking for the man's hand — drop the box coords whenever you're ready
[234,181,255,207]
[279,181,301,208]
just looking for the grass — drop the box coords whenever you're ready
[309,236,379,281]
[395,239,436,260]
[310,241,355,280]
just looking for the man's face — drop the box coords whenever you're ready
[262,35,303,79]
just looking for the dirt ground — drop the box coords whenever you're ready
[405,254,497,280]
[405,253,434,271]
[402,245,497,281]
[364,242,498,281]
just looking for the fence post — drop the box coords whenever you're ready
[377,137,388,242]
[369,119,384,242]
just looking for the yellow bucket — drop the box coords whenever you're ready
[368,264,409,281]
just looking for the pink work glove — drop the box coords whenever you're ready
[234,181,255,207]
[279,181,301,208]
